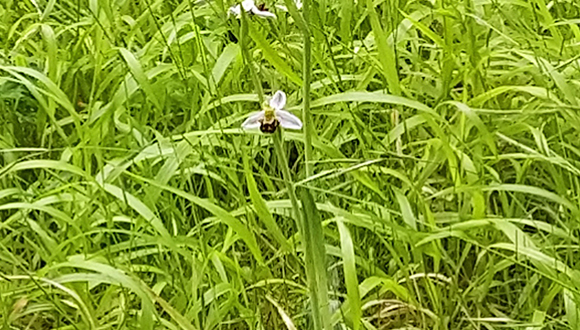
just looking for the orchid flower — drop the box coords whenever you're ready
[229,0,276,18]
[242,91,303,133]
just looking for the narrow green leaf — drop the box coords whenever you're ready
[40,0,57,21]
[516,51,578,106]
[307,91,437,117]
[212,43,240,84]
[125,173,264,264]
[365,0,401,95]
[340,0,354,46]
[266,295,298,330]
[39,24,57,82]
[446,101,497,155]
[491,243,572,275]
[337,220,361,330]
[118,48,162,110]
[393,188,417,230]
[482,184,578,215]
[0,160,88,180]
[564,290,580,329]
[247,22,302,85]
[243,151,291,251]
[53,257,158,330]
[300,188,332,330]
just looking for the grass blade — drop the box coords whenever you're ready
[337,220,361,330]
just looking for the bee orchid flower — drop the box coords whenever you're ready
[242,90,303,133]
[229,0,276,18]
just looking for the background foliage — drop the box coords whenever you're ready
[2,0,580,329]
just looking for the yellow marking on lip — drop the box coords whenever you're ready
[263,106,275,121]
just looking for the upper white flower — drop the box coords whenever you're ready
[242,90,303,132]
[276,0,303,12]
[229,0,276,19]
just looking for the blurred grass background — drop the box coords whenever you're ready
[2,0,580,329]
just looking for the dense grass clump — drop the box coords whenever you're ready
[2,0,580,329]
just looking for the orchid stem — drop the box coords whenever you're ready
[302,0,313,178]
[283,0,313,178]
[272,130,303,234]
[240,8,264,104]
[272,130,323,330]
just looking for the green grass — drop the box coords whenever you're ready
[2,0,580,329]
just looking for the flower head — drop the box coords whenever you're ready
[229,0,276,19]
[242,90,303,133]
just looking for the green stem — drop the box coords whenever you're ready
[284,0,314,177]
[302,0,314,178]
[240,9,264,104]
[272,130,303,234]
[272,130,324,330]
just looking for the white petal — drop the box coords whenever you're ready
[241,111,265,129]
[229,4,242,16]
[241,0,255,11]
[269,90,286,110]
[295,0,303,9]
[276,110,302,130]
[251,6,277,18]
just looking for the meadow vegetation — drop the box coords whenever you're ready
[1,0,580,329]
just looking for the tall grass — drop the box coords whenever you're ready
[2,0,580,329]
